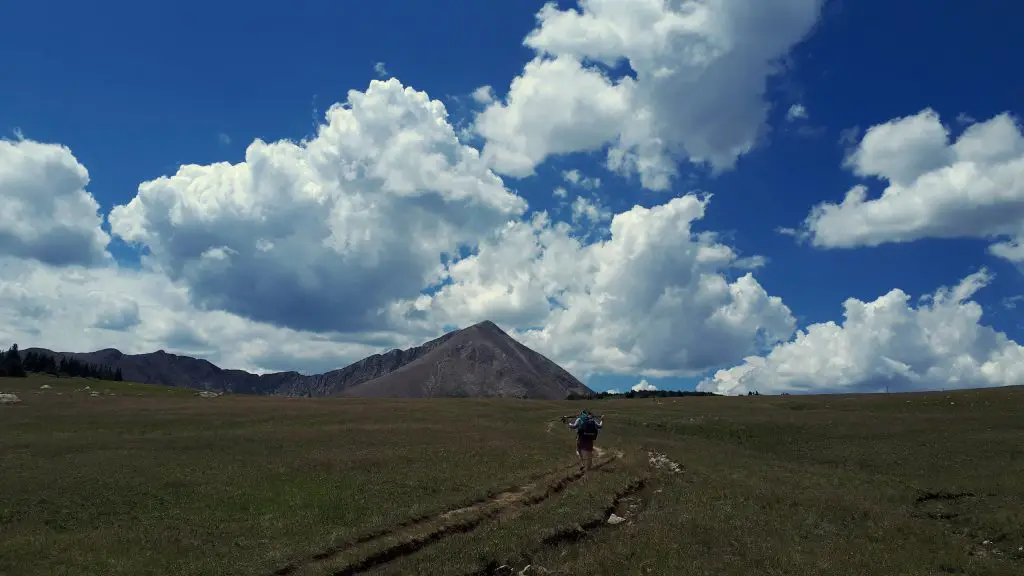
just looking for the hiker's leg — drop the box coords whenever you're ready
[575,440,586,470]
[579,437,595,470]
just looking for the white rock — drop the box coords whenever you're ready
[607,513,626,525]
[0,393,21,404]
[648,451,683,473]
[40,384,51,389]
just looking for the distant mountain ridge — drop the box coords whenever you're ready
[20,321,593,400]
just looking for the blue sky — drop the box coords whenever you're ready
[2,0,1024,395]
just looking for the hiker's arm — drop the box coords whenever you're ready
[568,418,580,429]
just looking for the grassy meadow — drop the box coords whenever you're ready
[2,374,1023,575]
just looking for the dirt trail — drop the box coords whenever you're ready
[270,451,623,576]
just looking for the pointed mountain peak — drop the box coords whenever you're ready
[465,319,504,334]
[341,317,592,399]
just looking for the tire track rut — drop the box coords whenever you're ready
[269,449,622,576]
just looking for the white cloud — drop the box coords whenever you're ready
[632,379,658,392]
[2,144,791,380]
[476,56,633,180]
[91,297,142,331]
[0,256,397,375]
[108,78,527,334]
[956,113,977,126]
[0,139,111,267]
[563,169,601,189]
[1,71,796,384]
[1002,295,1024,310]
[471,85,495,105]
[477,0,824,189]
[838,126,861,148]
[218,133,232,146]
[553,186,568,199]
[605,388,623,394]
[571,196,611,224]
[800,109,1024,262]
[389,194,796,378]
[699,270,1024,395]
[786,104,808,122]
[374,61,388,77]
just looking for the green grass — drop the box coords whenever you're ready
[2,374,1023,575]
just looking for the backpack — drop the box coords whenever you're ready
[578,414,599,439]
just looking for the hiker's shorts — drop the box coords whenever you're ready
[576,436,595,453]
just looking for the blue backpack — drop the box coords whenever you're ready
[578,413,599,439]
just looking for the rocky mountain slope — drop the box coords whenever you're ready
[20,321,593,400]
[341,320,591,399]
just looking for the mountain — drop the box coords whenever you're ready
[341,320,591,399]
[19,321,593,400]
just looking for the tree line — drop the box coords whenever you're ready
[0,344,123,381]
[567,389,719,400]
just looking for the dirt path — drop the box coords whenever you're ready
[270,451,624,576]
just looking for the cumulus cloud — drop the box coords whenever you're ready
[471,85,495,105]
[3,81,794,380]
[390,194,796,377]
[108,78,527,334]
[563,169,601,189]
[553,186,568,199]
[632,379,658,392]
[2,153,790,380]
[699,270,1024,395]
[374,62,388,77]
[0,256,404,374]
[0,139,111,267]
[476,56,633,179]
[800,109,1024,261]
[571,196,611,224]
[91,298,142,331]
[786,104,808,122]
[1,47,817,385]
[477,0,824,189]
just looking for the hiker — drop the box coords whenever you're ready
[568,409,603,471]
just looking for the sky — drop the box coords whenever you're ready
[2,0,1024,396]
